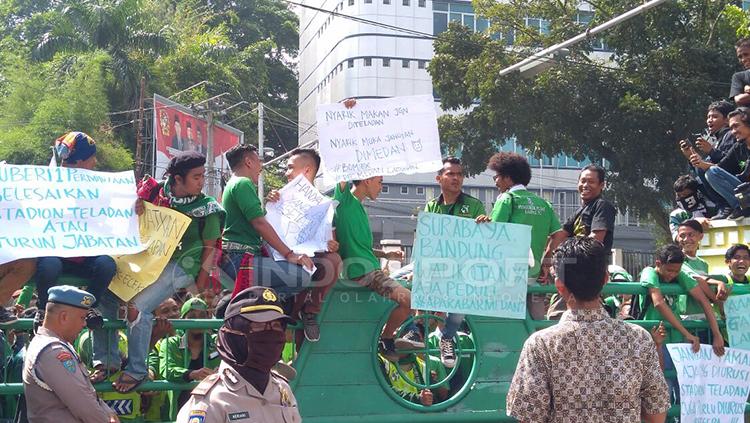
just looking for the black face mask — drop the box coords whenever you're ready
[677,192,704,212]
[218,321,286,373]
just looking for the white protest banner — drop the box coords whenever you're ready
[0,164,143,264]
[724,295,750,350]
[265,174,336,260]
[411,212,531,319]
[316,95,442,182]
[667,344,750,422]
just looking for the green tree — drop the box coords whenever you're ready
[430,1,748,236]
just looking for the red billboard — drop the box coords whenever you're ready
[152,94,244,181]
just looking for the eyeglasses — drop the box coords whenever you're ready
[248,320,285,333]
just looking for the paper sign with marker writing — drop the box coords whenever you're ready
[316,95,442,182]
[667,344,750,423]
[265,174,335,262]
[110,202,192,301]
[0,164,142,265]
[411,212,531,319]
[724,294,750,351]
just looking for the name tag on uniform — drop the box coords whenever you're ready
[228,411,250,421]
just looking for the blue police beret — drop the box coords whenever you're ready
[47,285,96,310]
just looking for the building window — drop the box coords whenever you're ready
[381,185,390,194]
[383,58,390,67]
[401,186,409,194]
[348,0,354,5]
[416,187,425,195]
[402,59,410,68]
[402,0,409,5]
[364,57,372,66]
[365,0,372,3]
[418,0,426,6]
[384,0,391,4]
[418,60,426,69]
[347,59,354,68]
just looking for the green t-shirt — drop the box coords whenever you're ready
[681,255,710,316]
[424,192,485,219]
[173,212,222,278]
[640,266,698,343]
[489,189,562,278]
[221,176,265,252]
[333,182,380,279]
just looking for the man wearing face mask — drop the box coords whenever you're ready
[669,175,712,241]
[176,287,300,423]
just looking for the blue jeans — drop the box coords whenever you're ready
[221,251,313,301]
[123,261,194,380]
[705,166,741,209]
[35,256,116,308]
[442,313,464,339]
[92,291,122,370]
[695,167,728,209]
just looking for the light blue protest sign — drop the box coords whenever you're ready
[667,344,750,423]
[411,212,531,319]
[725,295,750,351]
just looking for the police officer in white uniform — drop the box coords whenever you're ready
[23,285,118,423]
[177,287,301,423]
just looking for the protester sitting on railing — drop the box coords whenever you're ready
[219,145,314,303]
[635,244,725,405]
[669,175,712,240]
[159,297,219,419]
[675,220,729,324]
[107,151,224,394]
[690,107,750,220]
[0,259,36,324]
[678,101,736,219]
[266,148,343,344]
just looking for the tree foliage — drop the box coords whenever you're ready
[0,0,300,170]
[430,0,750,236]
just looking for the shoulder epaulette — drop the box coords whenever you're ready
[191,373,220,397]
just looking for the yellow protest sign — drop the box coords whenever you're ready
[110,202,191,301]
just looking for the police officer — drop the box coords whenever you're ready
[177,287,301,423]
[23,286,119,423]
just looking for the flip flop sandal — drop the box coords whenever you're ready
[113,373,146,394]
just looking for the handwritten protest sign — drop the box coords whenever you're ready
[724,295,750,351]
[109,203,191,301]
[411,212,531,319]
[266,175,335,262]
[667,344,750,422]
[316,95,442,182]
[0,164,142,265]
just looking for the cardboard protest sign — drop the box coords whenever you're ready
[316,95,442,182]
[724,295,750,350]
[411,212,531,319]
[0,165,143,265]
[110,202,191,301]
[667,344,750,422]
[265,175,335,260]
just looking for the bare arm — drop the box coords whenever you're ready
[735,93,750,106]
[589,229,607,243]
[689,285,725,356]
[649,288,699,351]
[195,239,216,291]
[250,217,314,269]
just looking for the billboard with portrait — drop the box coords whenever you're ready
[152,94,244,181]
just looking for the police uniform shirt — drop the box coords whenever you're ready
[176,361,301,423]
[23,327,115,423]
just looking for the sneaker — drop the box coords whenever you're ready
[711,207,732,220]
[85,309,104,329]
[33,309,45,334]
[395,329,425,350]
[300,311,320,342]
[729,208,746,221]
[0,308,17,326]
[439,337,457,368]
[379,338,400,362]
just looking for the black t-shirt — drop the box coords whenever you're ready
[562,196,616,252]
[731,70,750,99]
[717,141,750,178]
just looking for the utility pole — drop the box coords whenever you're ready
[134,77,146,179]
[258,102,264,204]
[206,109,215,198]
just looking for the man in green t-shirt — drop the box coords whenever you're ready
[710,244,750,320]
[480,152,562,321]
[220,145,314,300]
[422,157,484,368]
[334,177,423,361]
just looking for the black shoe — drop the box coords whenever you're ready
[711,207,732,220]
[85,309,104,329]
[0,308,17,326]
[729,208,746,220]
[439,337,457,368]
[379,338,399,362]
[33,309,45,334]
[395,329,425,350]
[300,311,320,342]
